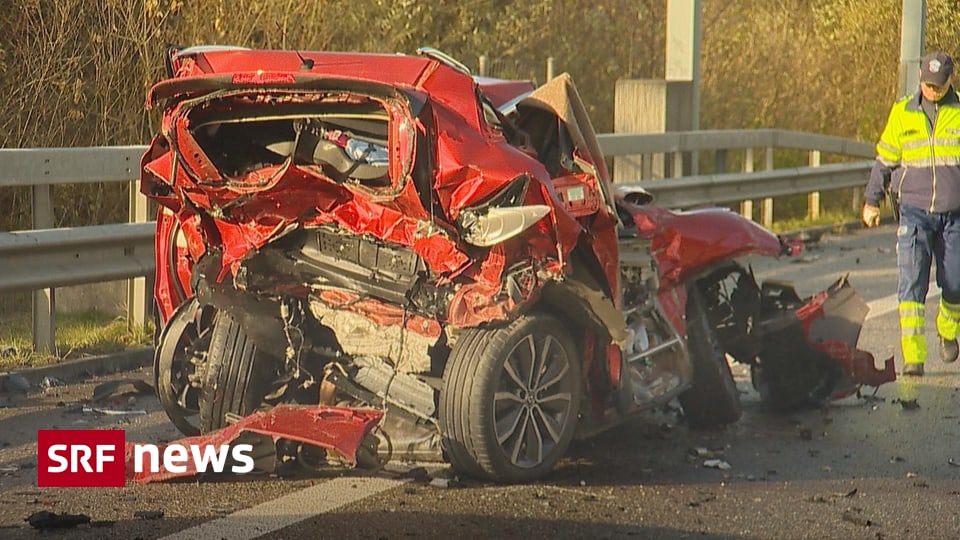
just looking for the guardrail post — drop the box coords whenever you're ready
[761,147,774,228]
[127,180,150,332]
[714,149,727,174]
[740,148,754,220]
[546,57,555,83]
[478,55,488,77]
[32,184,56,354]
[808,150,821,220]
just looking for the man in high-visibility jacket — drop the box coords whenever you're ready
[863,50,960,377]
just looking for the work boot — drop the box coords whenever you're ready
[939,336,959,363]
[903,363,924,376]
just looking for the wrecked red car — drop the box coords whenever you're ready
[141,46,894,483]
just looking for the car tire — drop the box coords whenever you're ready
[199,311,278,433]
[155,298,213,436]
[440,314,581,483]
[678,286,742,428]
[750,351,841,411]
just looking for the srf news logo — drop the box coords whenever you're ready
[37,430,253,487]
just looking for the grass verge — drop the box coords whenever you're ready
[768,208,873,234]
[0,310,152,371]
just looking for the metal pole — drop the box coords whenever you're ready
[741,147,754,220]
[478,54,488,77]
[127,180,149,332]
[761,147,774,228]
[32,184,55,353]
[808,150,821,220]
[900,0,926,96]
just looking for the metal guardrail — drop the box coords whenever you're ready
[0,129,876,351]
[639,161,872,209]
[0,146,146,186]
[596,129,874,159]
[0,224,155,293]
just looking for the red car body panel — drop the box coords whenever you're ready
[623,203,783,288]
[144,49,618,337]
[127,405,382,484]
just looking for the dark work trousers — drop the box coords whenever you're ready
[897,204,960,363]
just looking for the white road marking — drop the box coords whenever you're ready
[865,290,940,321]
[159,476,404,540]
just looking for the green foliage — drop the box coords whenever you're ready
[3,1,960,230]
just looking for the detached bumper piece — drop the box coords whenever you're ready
[797,276,896,394]
[753,276,895,410]
[126,405,383,484]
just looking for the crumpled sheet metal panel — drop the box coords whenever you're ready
[126,405,383,484]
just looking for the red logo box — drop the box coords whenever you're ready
[37,430,126,487]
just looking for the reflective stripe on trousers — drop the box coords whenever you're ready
[900,301,926,364]
[937,298,960,341]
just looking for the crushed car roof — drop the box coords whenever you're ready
[148,48,535,111]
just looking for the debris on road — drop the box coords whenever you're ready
[4,373,31,394]
[82,406,147,416]
[841,508,875,527]
[400,466,430,482]
[690,447,725,459]
[133,510,164,520]
[25,510,91,529]
[687,493,718,507]
[40,376,66,393]
[703,459,732,470]
[948,458,960,467]
[893,398,920,410]
[92,378,153,403]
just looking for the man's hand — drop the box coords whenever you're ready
[862,203,881,227]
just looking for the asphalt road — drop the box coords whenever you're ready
[2,222,960,539]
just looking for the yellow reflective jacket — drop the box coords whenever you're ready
[865,88,960,213]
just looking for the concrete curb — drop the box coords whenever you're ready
[0,347,153,394]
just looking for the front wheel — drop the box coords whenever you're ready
[678,286,742,428]
[440,314,581,483]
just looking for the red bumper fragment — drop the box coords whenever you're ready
[796,276,896,396]
[126,405,383,484]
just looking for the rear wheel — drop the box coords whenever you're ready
[678,286,742,428]
[199,311,281,433]
[155,298,214,436]
[440,314,581,483]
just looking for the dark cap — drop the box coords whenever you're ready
[920,51,954,86]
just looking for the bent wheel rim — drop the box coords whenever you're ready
[158,300,213,433]
[493,332,575,469]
